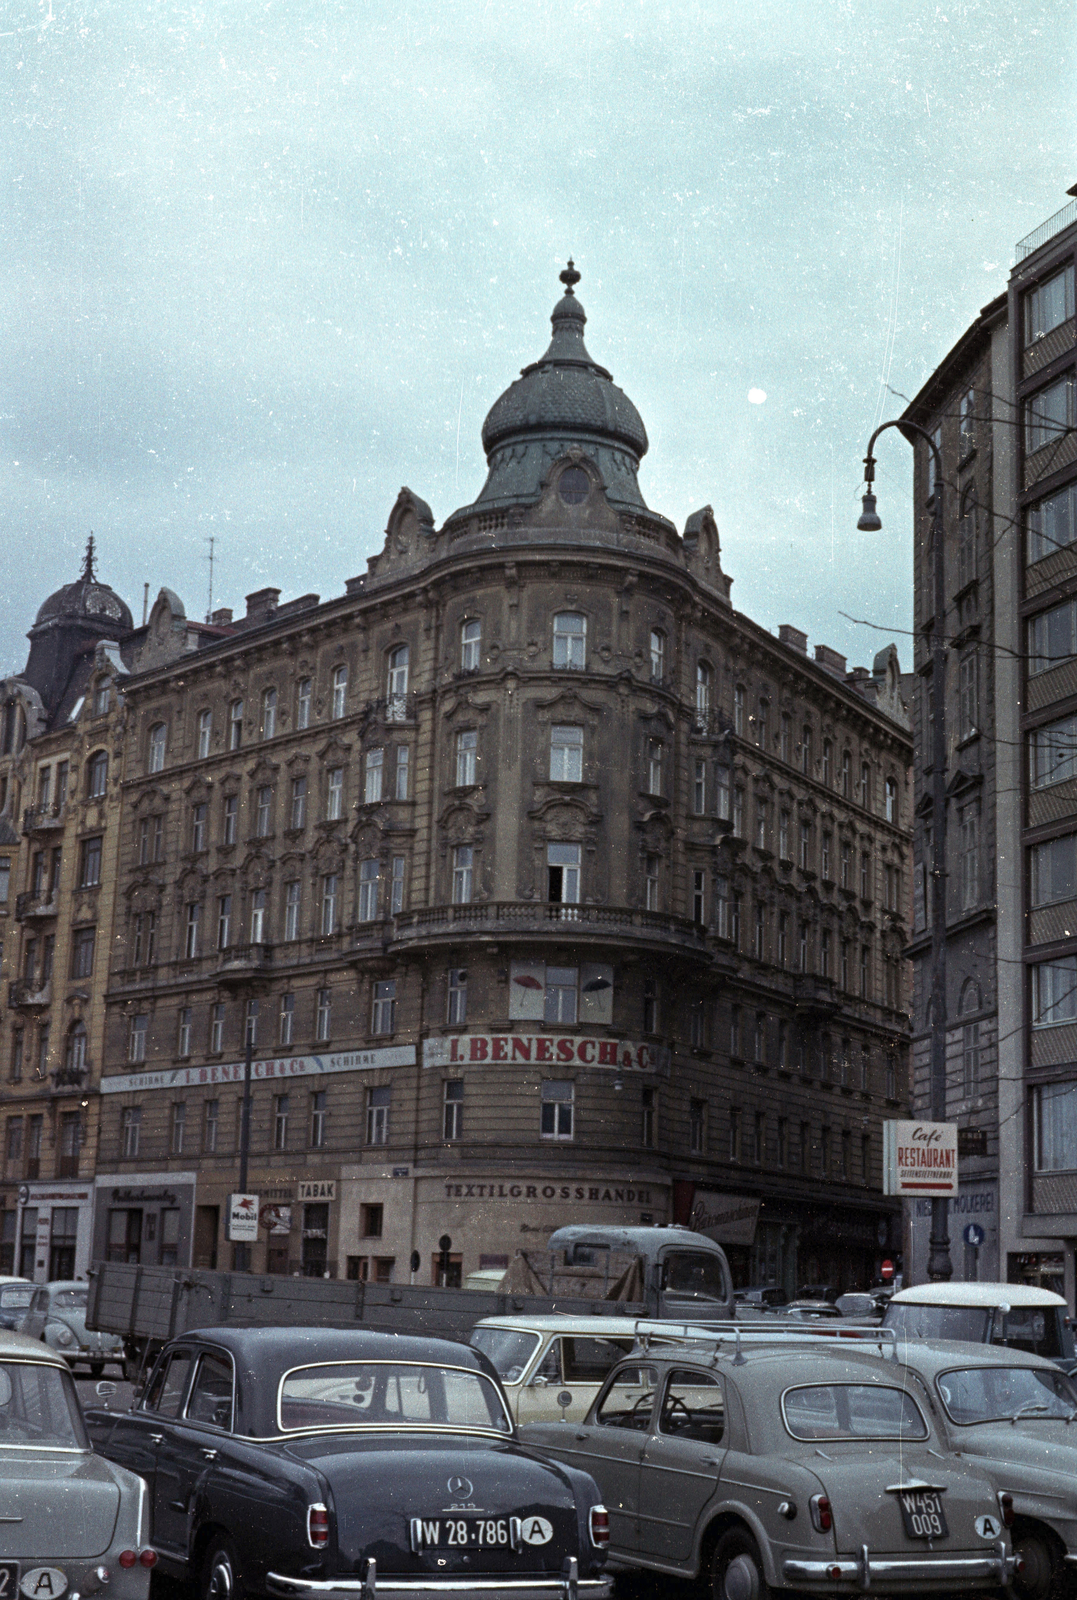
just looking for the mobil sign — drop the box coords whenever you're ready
[883,1120,959,1196]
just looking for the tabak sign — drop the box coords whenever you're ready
[883,1120,959,1196]
[423,1034,663,1071]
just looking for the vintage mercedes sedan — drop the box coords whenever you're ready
[520,1341,1020,1597]
[84,1325,611,1600]
[0,1329,155,1599]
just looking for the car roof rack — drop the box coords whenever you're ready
[628,1318,901,1364]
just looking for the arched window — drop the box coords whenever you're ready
[387,645,409,721]
[148,723,166,774]
[552,614,586,670]
[461,619,481,672]
[696,662,713,726]
[262,687,277,739]
[885,775,897,823]
[650,629,666,683]
[332,663,348,719]
[87,749,109,797]
[960,978,983,1017]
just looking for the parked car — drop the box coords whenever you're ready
[18,1278,124,1375]
[886,1338,1077,1600]
[519,1339,1019,1596]
[882,1282,1077,1371]
[84,1324,612,1600]
[735,1287,789,1311]
[471,1315,662,1425]
[0,1328,156,1598]
[0,1277,32,1330]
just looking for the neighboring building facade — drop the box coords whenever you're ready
[904,187,1077,1302]
[87,269,914,1292]
[0,558,228,1280]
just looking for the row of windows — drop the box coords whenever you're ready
[130,978,398,1062]
[106,1083,874,1177]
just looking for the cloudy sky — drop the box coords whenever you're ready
[0,0,1071,678]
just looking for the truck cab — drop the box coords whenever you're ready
[545,1224,734,1320]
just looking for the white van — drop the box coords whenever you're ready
[881,1282,1077,1372]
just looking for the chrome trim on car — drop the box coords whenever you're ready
[782,1540,1017,1586]
[266,1563,611,1600]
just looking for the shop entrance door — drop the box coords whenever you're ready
[48,1207,78,1279]
[193,1206,219,1269]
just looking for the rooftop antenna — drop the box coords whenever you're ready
[205,535,215,623]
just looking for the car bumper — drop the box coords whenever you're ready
[266,1557,610,1600]
[782,1540,1018,1589]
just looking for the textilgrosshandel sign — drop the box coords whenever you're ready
[883,1120,959,1196]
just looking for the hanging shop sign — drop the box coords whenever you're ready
[883,1120,959,1196]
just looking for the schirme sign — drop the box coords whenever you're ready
[883,1119,959,1196]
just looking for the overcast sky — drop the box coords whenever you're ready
[0,0,1071,680]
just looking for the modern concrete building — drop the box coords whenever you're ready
[81,268,914,1291]
[903,187,1077,1301]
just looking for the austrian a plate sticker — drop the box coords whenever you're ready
[20,1572,68,1600]
[520,1516,553,1545]
[976,1515,1002,1540]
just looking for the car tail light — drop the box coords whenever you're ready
[589,1506,610,1547]
[998,1493,1015,1528]
[809,1494,833,1533]
[118,1552,137,1569]
[308,1504,330,1549]
[139,1550,158,1568]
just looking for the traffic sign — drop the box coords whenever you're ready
[963,1223,985,1248]
[880,1259,895,1280]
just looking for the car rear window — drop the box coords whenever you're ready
[278,1362,512,1434]
[52,1289,87,1311]
[782,1383,929,1441]
[469,1327,540,1383]
[0,1359,87,1450]
[937,1364,1077,1424]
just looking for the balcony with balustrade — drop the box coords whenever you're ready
[390,901,711,958]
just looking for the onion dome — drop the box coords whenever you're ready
[448,262,654,521]
[33,536,133,632]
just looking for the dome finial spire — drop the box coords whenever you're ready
[82,533,96,582]
[559,258,581,296]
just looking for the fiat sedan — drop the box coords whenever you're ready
[84,1324,611,1600]
[520,1341,1019,1597]
[0,1329,155,1599]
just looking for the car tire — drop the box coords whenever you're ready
[712,1527,771,1600]
[202,1535,244,1600]
[89,1362,104,1379]
[1013,1530,1062,1600]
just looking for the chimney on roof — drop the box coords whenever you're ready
[779,625,808,655]
[245,587,280,625]
[814,644,847,678]
[211,607,233,625]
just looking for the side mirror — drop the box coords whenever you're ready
[531,1374,548,1388]
[95,1380,117,1405]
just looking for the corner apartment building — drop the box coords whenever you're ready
[903,186,1077,1299]
[78,269,913,1292]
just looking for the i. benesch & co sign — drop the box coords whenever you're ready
[423,1035,665,1070]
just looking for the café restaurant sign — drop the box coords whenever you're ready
[101,1045,415,1097]
[883,1119,959,1196]
[423,1034,665,1071]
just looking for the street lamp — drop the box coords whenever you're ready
[859,420,952,1282]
